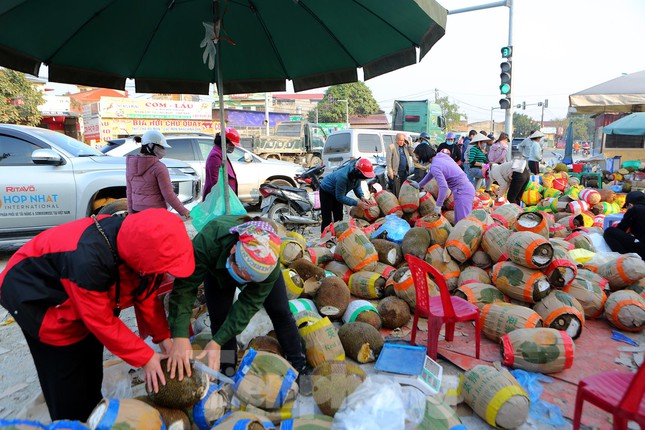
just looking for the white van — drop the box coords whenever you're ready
[322,129,418,171]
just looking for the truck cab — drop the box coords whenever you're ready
[392,100,446,146]
[253,121,327,167]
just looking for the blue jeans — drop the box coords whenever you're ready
[470,167,484,191]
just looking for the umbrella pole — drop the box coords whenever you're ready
[216,14,231,215]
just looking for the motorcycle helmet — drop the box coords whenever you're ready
[446,132,456,140]
[225,127,241,145]
[141,130,171,148]
[355,158,376,178]
[419,132,430,141]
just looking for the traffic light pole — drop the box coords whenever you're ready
[505,0,514,161]
[449,0,514,161]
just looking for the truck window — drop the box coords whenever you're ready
[605,135,644,149]
[276,123,301,136]
[324,134,351,154]
[358,134,382,153]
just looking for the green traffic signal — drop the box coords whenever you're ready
[501,46,512,58]
[500,83,511,94]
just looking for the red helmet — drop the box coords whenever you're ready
[225,127,240,145]
[355,158,375,178]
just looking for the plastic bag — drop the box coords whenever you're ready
[332,375,425,430]
[191,166,246,232]
[101,360,133,399]
[371,214,410,244]
[588,232,613,254]
[510,369,565,427]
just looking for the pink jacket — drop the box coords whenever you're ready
[488,141,508,164]
[126,155,189,216]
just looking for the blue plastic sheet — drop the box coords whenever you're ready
[611,330,640,347]
[510,369,566,427]
[371,214,410,244]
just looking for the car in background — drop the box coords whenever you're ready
[511,137,525,156]
[0,125,200,244]
[103,133,301,204]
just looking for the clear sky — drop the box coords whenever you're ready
[364,0,645,124]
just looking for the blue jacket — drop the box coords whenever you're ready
[320,160,364,206]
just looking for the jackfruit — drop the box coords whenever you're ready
[377,296,411,329]
[146,359,209,409]
[312,360,367,416]
[337,322,384,363]
[314,276,350,321]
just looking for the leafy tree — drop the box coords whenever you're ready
[569,114,595,141]
[0,69,44,125]
[435,96,466,131]
[513,112,540,137]
[307,82,380,123]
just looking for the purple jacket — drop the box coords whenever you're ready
[203,144,238,200]
[418,153,474,207]
[126,155,189,216]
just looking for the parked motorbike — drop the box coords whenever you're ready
[259,165,324,232]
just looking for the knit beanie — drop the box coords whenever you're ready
[229,220,280,283]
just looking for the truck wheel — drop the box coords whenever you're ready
[268,202,296,224]
[97,198,128,217]
[307,155,322,167]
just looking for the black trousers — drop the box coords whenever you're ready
[204,271,306,375]
[320,188,344,234]
[507,167,530,205]
[23,330,103,422]
[528,160,540,175]
[604,227,645,259]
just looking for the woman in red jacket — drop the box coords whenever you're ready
[0,209,195,422]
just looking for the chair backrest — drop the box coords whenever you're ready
[619,358,645,414]
[405,254,455,318]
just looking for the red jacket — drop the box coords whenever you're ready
[0,210,194,368]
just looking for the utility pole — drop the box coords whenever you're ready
[435,88,439,102]
[449,0,514,161]
[540,98,548,128]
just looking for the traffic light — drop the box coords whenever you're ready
[500,62,511,95]
[522,101,526,110]
[499,46,512,110]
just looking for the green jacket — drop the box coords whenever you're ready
[168,215,279,345]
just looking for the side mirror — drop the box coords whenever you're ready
[243,152,253,163]
[32,149,65,165]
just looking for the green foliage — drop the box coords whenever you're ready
[569,115,595,141]
[513,112,540,137]
[435,96,465,131]
[307,82,380,123]
[0,69,44,125]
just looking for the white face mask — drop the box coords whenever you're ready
[153,145,166,159]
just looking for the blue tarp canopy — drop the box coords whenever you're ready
[603,113,645,136]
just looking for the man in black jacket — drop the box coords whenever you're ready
[604,191,645,259]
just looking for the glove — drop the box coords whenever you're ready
[432,206,442,215]
[200,22,217,70]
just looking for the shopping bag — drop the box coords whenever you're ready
[191,166,246,232]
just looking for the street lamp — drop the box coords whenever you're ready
[338,99,349,125]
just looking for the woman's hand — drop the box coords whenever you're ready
[357,201,370,211]
[196,340,222,380]
[159,338,173,355]
[143,352,167,394]
[166,337,193,381]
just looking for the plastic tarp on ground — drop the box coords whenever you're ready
[602,112,645,135]
[569,70,645,114]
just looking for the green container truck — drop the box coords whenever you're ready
[392,100,446,146]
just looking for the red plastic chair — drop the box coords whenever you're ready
[573,362,645,430]
[405,254,481,360]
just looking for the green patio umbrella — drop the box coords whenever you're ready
[0,0,446,213]
[0,0,447,95]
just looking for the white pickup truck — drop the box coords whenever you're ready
[0,124,200,244]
